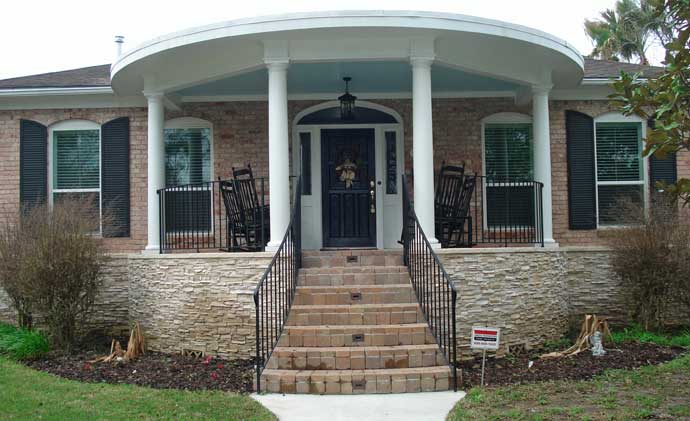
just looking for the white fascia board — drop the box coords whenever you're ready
[0,86,113,97]
[0,93,146,110]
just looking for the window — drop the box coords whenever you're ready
[50,122,101,224]
[300,132,312,195]
[483,118,534,227]
[595,120,645,225]
[385,131,397,194]
[165,127,212,186]
[164,119,213,232]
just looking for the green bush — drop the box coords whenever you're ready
[0,322,49,360]
[612,324,690,348]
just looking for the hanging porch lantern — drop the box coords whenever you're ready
[338,77,357,120]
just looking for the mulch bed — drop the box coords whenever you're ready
[25,350,256,393]
[21,341,686,392]
[459,341,686,388]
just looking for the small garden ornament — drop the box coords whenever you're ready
[590,331,606,356]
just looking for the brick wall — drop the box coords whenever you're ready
[1,98,687,251]
[0,108,148,252]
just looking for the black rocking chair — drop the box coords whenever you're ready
[435,164,476,248]
[218,165,270,251]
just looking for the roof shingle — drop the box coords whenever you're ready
[0,64,111,89]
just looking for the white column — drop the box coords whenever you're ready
[411,57,439,247]
[145,93,166,252]
[532,85,556,245]
[266,60,290,251]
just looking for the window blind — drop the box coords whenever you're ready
[484,124,533,182]
[53,130,100,190]
[595,122,644,225]
[595,123,642,182]
[165,128,211,186]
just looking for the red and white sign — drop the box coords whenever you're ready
[471,326,501,350]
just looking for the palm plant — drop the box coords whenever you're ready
[585,0,663,64]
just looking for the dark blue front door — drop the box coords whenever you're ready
[321,129,376,248]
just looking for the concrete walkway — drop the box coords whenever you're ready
[252,391,466,421]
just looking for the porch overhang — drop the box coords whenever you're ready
[111,10,584,97]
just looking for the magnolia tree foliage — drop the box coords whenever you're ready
[611,0,690,205]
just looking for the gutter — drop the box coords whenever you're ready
[0,86,114,97]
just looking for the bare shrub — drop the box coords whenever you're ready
[0,215,34,329]
[0,198,109,348]
[608,195,690,331]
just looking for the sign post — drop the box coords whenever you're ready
[470,326,501,386]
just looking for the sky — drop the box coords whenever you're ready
[0,0,665,81]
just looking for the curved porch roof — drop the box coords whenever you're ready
[110,10,585,97]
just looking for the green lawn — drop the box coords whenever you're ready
[0,357,275,420]
[448,352,690,420]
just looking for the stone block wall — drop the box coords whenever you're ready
[438,246,690,357]
[127,253,272,359]
[0,252,272,359]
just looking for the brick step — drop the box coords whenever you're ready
[298,266,409,286]
[294,284,415,305]
[266,345,446,370]
[278,323,435,347]
[260,366,452,394]
[287,304,423,326]
[302,251,403,268]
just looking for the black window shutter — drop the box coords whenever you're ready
[565,110,597,229]
[101,117,130,237]
[647,118,677,191]
[19,119,48,210]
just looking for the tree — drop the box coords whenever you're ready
[585,0,665,64]
[611,0,690,205]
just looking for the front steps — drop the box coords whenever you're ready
[260,250,455,394]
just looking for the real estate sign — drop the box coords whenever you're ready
[471,326,500,350]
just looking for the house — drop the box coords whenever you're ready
[0,11,687,393]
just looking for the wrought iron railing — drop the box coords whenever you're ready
[415,171,545,247]
[253,176,302,393]
[471,175,544,247]
[156,177,267,253]
[401,174,458,392]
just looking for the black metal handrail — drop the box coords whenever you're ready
[156,177,267,253]
[253,176,302,393]
[401,174,458,391]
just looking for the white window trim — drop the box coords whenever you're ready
[593,112,648,228]
[164,117,215,234]
[480,112,534,229]
[48,119,102,232]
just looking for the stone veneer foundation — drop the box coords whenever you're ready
[1,247,685,359]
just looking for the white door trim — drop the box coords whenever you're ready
[292,101,404,250]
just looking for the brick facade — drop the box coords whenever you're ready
[1,98,688,251]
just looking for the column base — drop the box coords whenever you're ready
[143,244,161,254]
[428,237,442,250]
[265,242,281,253]
[542,239,559,248]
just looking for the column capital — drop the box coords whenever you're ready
[143,91,165,101]
[264,59,290,72]
[531,84,553,96]
[410,56,434,69]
